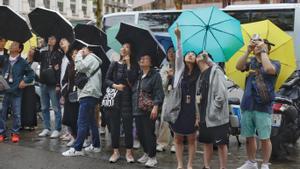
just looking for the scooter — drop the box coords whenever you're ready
[271,70,300,160]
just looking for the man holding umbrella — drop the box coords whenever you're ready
[0,5,35,143]
[29,7,75,138]
[0,41,35,143]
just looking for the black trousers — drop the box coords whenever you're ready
[135,115,156,158]
[108,109,133,149]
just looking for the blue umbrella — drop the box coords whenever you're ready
[155,35,174,54]
[168,7,244,62]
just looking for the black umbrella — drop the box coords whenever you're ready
[70,39,110,84]
[74,24,109,52]
[116,22,165,67]
[29,7,74,42]
[0,6,32,43]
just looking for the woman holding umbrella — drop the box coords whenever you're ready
[60,38,80,147]
[104,42,138,163]
[170,26,200,169]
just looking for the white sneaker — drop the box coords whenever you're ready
[156,144,165,152]
[145,157,158,168]
[66,138,75,147]
[100,126,106,135]
[83,139,90,148]
[62,148,84,157]
[261,163,270,169]
[138,153,149,164]
[50,130,61,138]
[133,139,141,149]
[170,145,176,153]
[237,161,258,169]
[84,144,101,153]
[38,129,50,137]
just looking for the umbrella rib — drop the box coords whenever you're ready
[182,28,206,47]
[208,29,226,59]
[269,38,292,55]
[179,24,205,28]
[189,11,207,26]
[207,7,215,26]
[210,19,234,27]
[210,27,244,44]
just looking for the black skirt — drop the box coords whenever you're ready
[62,94,79,132]
[21,85,37,127]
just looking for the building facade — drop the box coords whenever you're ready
[102,0,130,14]
[0,0,95,21]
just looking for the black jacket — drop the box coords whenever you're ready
[0,49,9,74]
[132,69,164,116]
[33,47,63,86]
[105,61,138,113]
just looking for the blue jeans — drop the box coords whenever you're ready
[40,84,62,131]
[73,97,100,151]
[0,94,22,135]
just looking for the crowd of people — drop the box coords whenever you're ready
[0,23,280,169]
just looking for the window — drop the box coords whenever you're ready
[225,9,295,31]
[58,2,63,12]
[28,0,35,9]
[44,0,50,8]
[82,6,87,16]
[71,4,76,14]
[3,0,9,5]
[225,10,251,24]
[138,12,182,32]
[250,9,295,31]
[103,14,135,31]
[112,8,115,13]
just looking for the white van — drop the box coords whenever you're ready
[102,3,300,67]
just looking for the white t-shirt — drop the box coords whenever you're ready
[0,50,4,55]
[60,55,69,86]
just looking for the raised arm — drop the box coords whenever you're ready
[173,26,185,88]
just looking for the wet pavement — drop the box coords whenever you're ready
[0,118,299,169]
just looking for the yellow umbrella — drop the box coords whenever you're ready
[5,33,37,58]
[226,20,297,91]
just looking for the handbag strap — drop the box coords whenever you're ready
[89,55,101,78]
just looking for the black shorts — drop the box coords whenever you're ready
[198,123,230,145]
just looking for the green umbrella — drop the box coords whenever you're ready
[106,23,122,54]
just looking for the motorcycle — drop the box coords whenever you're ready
[271,70,300,160]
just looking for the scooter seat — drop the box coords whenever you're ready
[228,97,240,105]
[274,97,293,104]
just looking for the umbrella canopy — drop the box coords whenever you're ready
[155,35,173,54]
[0,6,32,43]
[116,22,165,67]
[74,24,108,51]
[168,6,244,62]
[5,33,37,57]
[225,20,297,91]
[106,23,122,54]
[29,7,74,42]
[70,39,110,80]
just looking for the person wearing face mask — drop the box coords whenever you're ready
[170,26,200,169]
[104,42,138,163]
[236,35,280,169]
[0,41,35,143]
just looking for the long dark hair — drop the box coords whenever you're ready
[120,43,138,68]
